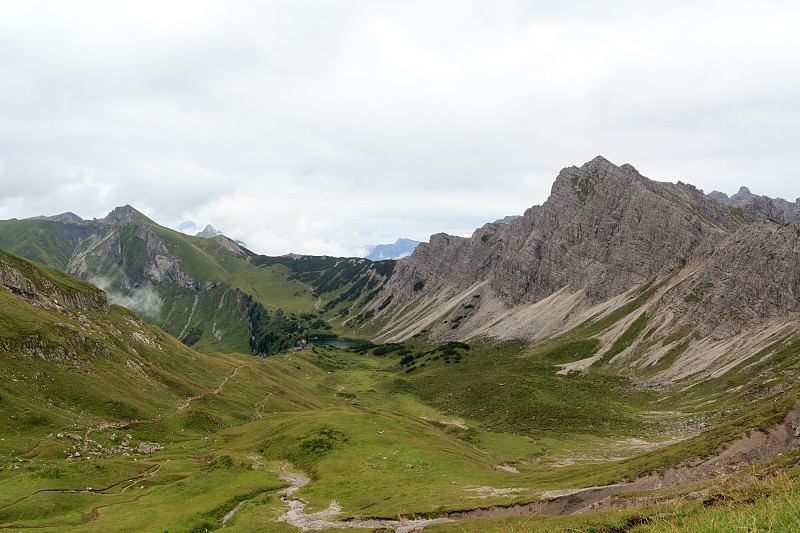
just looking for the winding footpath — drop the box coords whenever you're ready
[9,365,246,510]
[77,364,246,452]
[0,464,162,514]
[274,466,453,532]
[268,464,642,532]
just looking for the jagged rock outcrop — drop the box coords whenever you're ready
[1,250,109,313]
[668,220,800,338]
[0,259,38,299]
[709,186,798,224]
[740,196,797,225]
[384,157,738,309]
[375,157,800,344]
[709,186,759,206]
[102,205,135,224]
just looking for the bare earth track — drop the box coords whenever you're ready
[268,400,800,531]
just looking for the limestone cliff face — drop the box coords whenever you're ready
[488,158,739,305]
[377,156,800,343]
[66,219,194,290]
[385,157,737,308]
[740,196,798,225]
[710,186,799,224]
[668,221,800,339]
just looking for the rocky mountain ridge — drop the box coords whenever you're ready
[709,186,800,224]
[363,157,800,386]
[380,157,740,308]
[364,238,420,261]
[3,156,800,389]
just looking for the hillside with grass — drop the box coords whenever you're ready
[0,206,396,355]
[2,248,800,531]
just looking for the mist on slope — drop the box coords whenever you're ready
[89,277,163,320]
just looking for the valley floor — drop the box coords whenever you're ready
[3,340,800,532]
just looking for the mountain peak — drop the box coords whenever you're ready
[103,205,136,224]
[102,205,155,225]
[587,154,611,165]
[26,212,83,223]
[550,156,640,207]
[196,225,222,238]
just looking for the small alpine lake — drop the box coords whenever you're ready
[309,337,369,349]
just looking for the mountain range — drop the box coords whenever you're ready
[363,237,420,260]
[4,156,800,380]
[3,156,800,531]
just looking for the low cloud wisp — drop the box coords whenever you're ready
[90,277,164,321]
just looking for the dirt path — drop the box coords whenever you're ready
[69,363,245,454]
[221,499,249,527]
[274,465,453,532]
[177,365,243,411]
[0,464,162,513]
[271,400,800,531]
[252,389,281,420]
[419,416,469,430]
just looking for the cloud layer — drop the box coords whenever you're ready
[2,1,799,255]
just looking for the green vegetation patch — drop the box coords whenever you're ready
[384,339,651,437]
[599,313,649,364]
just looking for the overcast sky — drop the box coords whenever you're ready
[1,1,799,256]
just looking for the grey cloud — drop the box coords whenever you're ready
[1,1,799,254]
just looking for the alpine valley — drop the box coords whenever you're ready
[3,156,800,532]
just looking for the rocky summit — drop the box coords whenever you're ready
[365,157,800,387]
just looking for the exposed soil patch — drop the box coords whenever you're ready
[463,486,530,499]
[274,465,453,532]
[419,416,469,430]
[273,400,800,530]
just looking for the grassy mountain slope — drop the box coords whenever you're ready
[0,209,395,355]
[0,248,236,454]
[2,248,800,532]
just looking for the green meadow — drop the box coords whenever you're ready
[3,248,800,532]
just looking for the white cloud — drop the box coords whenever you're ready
[1,0,799,253]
